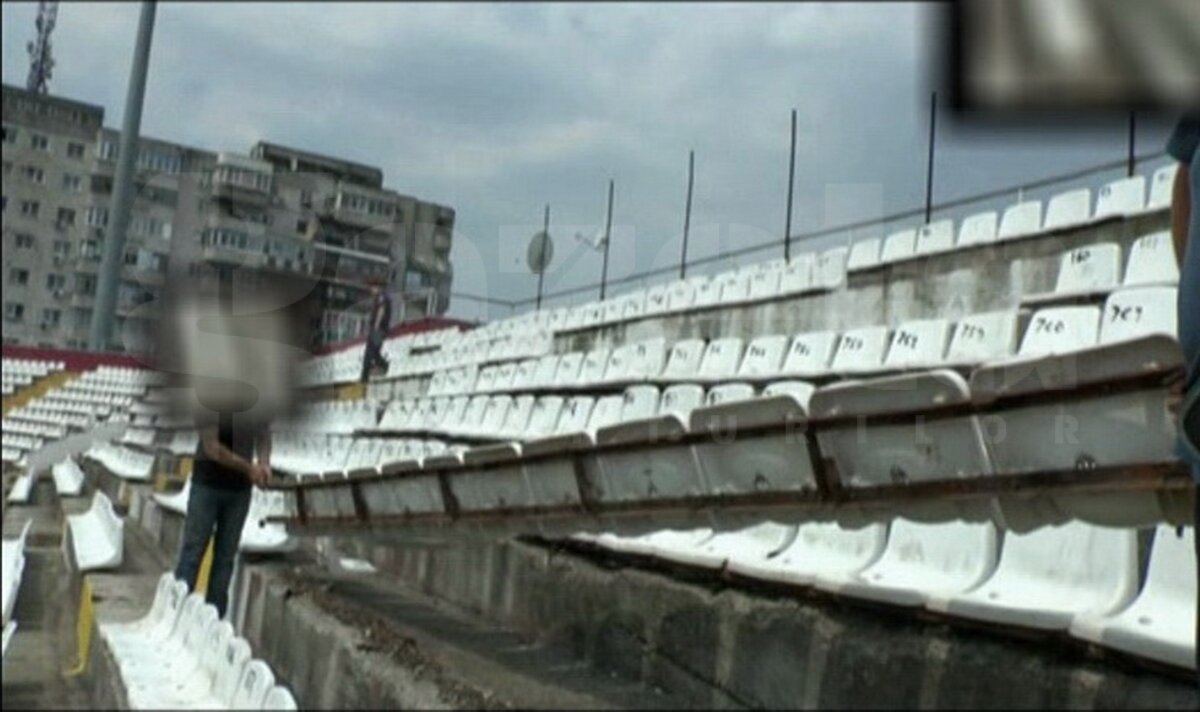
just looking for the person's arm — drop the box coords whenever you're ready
[1172,161,1191,267]
[200,425,255,478]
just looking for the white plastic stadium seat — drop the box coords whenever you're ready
[778,254,815,296]
[694,338,745,384]
[828,325,889,375]
[816,519,999,607]
[997,200,1043,241]
[956,211,998,248]
[778,332,839,378]
[2,520,33,626]
[680,522,798,571]
[1093,175,1145,220]
[1042,188,1091,232]
[927,521,1138,631]
[880,318,952,370]
[846,237,882,272]
[262,685,299,710]
[1069,524,1196,671]
[52,457,86,497]
[658,339,706,383]
[67,492,124,571]
[728,521,887,587]
[1145,164,1177,212]
[1028,242,1122,301]
[1122,232,1179,287]
[736,336,790,380]
[879,229,916,264]
[915,220,954,256]
[814,247,849,290]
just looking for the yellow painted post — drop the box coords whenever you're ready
[195,537,215,595]
[63,579,94,677]
[179,456,193,479]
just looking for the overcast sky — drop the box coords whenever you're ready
[1,2,1180,321]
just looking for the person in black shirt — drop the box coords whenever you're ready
[360,283,392,382]
[174,416,271,618]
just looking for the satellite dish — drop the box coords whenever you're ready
[527,230,554,274]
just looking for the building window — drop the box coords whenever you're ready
[31,134,50,151]
[124,249,138,266]
[4,303,25,323]
[46,273,66,291]
[1,126,16,144]
[21,165,45,184]
[20,201,40,219]
[77,275,96,294]
[98,141,118,161]
[15,233,35,249]
[67,142,86,159]
[62,173,82,192]
[53,240,71,257]
[41,308,62,327]
[9,268,30,286]
[86,206,109,227]
[57,207,76,227]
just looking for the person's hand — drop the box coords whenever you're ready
[248,463,271,487]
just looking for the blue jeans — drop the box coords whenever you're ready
[174,481,252,618]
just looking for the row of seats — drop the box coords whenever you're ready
[85,443,154,482]
[152,481,294,554]
[580,516,1194,671]
[270,433,448,476]
[381,287,1175,417]
[100,574,296,709]
[1025,231,1178,303]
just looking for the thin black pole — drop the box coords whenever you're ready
[535,204,550,311]
[784,108,797,261]
[680,150,694,280]
[923,91,937,224]
[1126,110,1136,177]
[599,179,614,301]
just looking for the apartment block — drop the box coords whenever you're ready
[1,83,455,351]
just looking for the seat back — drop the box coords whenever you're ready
[945,311,1020,364]
[578,347,613,385]
[552,352,585,387]
[998,201,1042,240]
[1146,164,1177,211]
[479,396,513,435]
[698,338,745,380]
[475,366,499,394]
[511,359,540,390]
[916,219,954,255]
[500,395,536,436]
[1043,188,1091,231]
[748,261,784,300]
[716,270,753,303]
[627,338,667,380]
[782,332,839,375]
[231,658,275,709]
[1018,306,1101,356]
[667,279,699,311]
[525,397,565,438]
[846,237,882,271]
[619,386,661,422]
[692,278,722,308]
[461,396,491,430]
[644,284,671,314]
[779,254,815,295]
[1099,287,1178,343]
[880,228,917,263]
[704,383,756,407]
[1140,525,1197,612]
[830,326,890,372]
[556,397,595,434]
[213,636,253,705]
[658,384,706,419]
[883,319,952,369]
[1094,175,1145,219]
[814,247,848,289]
[1053,243,1121,294]
[200,619,234,677]
[587,395,626,431]
[661,339,707,380]
[764,380,816,408]
[737,335,790,378]
[262,685,299,711]
[1123,232,1179,286]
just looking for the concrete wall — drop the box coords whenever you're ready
[352,536,1197,709]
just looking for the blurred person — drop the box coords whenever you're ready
[1167,112,1198,683]
[175,415,272,618]
[360,282,392,382]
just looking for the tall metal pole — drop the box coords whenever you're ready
[535,204,550,311]
[89,0,157,351]
[783,108,797,261]
[679,150,694,280]
[923,91,937,225]
[1126,110,1136,177]
[599,179,614,301]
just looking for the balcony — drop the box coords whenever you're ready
[124,265,166,287]
[199,244,266,269]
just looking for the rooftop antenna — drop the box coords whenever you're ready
[26,1,59,94]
